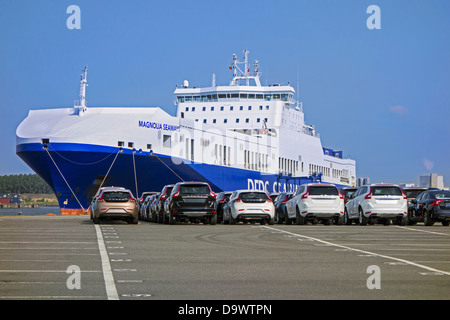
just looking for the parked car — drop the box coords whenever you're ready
[286,183,344,225]
[407,189,450,226]
[402,187,427,205]
[344,184,407,225]
[155,184,175,223]
[148,192,160,222]
[139,194,154,220]
[141,194,157,221]
[163,181,217,224]
[91,187,138,224]
[215,191,232,223]
[273,192,293,224]
[341,187,358,205]
[138,191,157,210]
[223,190,274,225]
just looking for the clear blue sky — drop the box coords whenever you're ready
[1,0,449,186]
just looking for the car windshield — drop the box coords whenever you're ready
[102,191,131,202]
[404,190,426,198]
[372,186,402,196]
[309,186,338,196]
[433,191,450,199]
[180,185,210,195]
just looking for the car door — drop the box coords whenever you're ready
[348,187,361,218]
[416,192,428,217]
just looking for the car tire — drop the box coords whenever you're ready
[359,208,368,226]
[169,211,176,225]
[284,209,292,225]
[344,209,352,225]
[210,214,217,225]
[423,210,435,226]
[295,208,306,225]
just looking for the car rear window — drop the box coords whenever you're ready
[344,189,357,198]
[240,192,268,202]
[179,184,210,195]
[404,189,426,198]
[433,191,450,199]
[372,186,402,196]
[102,191,131,202]
[309,186,339,196]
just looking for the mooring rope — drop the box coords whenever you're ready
[150,151,185,182]
[44,146,85,212]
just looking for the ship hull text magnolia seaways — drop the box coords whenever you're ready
[16,51,356,215]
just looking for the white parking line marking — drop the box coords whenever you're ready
[394,226,448,236]
[261,226,450,276]
[94,225,119,300]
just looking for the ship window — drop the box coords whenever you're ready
[264,118,268,123]
[202,107,206,111]
[193,96,201,101]
[248,106,252,110]
[177,96,185,103]
[240,93,248,99]
[266,105,269,110]
[192,107,196,111]
[231,93,239,98]
[147,144,152,150]
[248,94,255,99]
[185,96,192,101]
[273,94,280,100]
[264,94,272,100]
[256,94,263,99]
[259,105,263,110]
[281,94,288,101]
[203,119,207,124]
[220,106,224,111]
[257,118,260,123]
[118,141,124,147]
[213,119,216,124]
[236,118,239,123]
[185,107,189,111]
[240,106,243,111]
[245,118,249,123]
[218,94,226,99]
[163,135,171,148]
[230,106,234,111]
[128,142,134,148]
[224,119,227,123]
[211,106,214,111]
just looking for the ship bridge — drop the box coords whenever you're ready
[174,50,298,132]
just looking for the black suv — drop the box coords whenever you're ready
[163,181,217,225]
[407,189,450,226]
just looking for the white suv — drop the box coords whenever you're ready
[344,184,407,225]
[285,183,344,225]
[223,190,275,225]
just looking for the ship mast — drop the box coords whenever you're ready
[74,66,88,116]
[230,50,261,87]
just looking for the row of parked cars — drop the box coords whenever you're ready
[89,181,450,227]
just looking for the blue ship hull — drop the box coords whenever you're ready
[16,142,335,214]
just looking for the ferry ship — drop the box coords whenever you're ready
[16,50,356,215]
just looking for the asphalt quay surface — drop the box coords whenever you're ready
[0,215,449,300]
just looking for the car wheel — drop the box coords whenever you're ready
[295,208,306,225]
[284,209,292,225]
[169,211,176,225]
[344,209,352,225]
[210,214,217,225]
[442,221,449,226]
[359,208,368,226]
[423,210,435,226]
